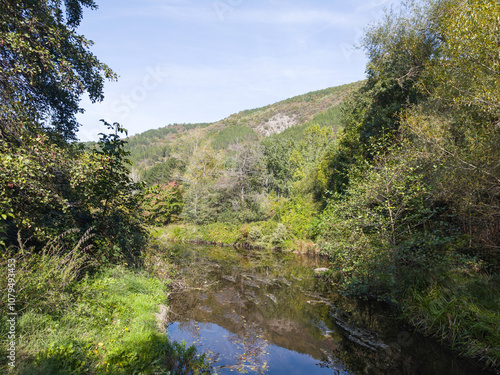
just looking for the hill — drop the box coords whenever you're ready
[125,81,361,180]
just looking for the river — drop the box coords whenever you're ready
[164,244,492,374]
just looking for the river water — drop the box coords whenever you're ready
[165,244,492,374]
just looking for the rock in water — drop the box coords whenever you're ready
[314,268,330,274]
[267,293,278,304]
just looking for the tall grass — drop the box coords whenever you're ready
[402,272,500,368]
[0,232,209,374]
[0,228,92,315]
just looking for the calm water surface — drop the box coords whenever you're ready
[165,244,493,375]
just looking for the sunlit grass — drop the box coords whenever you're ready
[2,266,208,374]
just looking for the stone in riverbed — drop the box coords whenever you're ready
[267,293,278,304]
[314,267,330,274]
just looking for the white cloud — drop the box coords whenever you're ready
[230,9,356,28]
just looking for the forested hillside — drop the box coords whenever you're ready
[125,82,359,184]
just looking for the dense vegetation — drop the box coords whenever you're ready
[1,0,499,372]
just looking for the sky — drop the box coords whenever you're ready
[76,0,400,142]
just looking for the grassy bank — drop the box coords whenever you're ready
[0,248,209,374]
[402,271,500,369]
[153,222,318,253]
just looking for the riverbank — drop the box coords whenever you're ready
[156,223,500,372]
[3,226,497,373]
[0,246,209,374]
[154,222,319,254]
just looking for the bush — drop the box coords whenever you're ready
[270,223,291,249]
[270,196,317,239]
[318,150,457,299]
[142,182,184,226]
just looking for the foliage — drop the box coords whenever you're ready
[401,0,500,258]
[262,122,339,199]
[140,157,186,186]
[124,123,210,168]
[314,1,439,200]
[270,195,317,239]
[85,121,139,223]
[424,0,500,118]
[69,122,146,263]
[0,134,73,246]
[211,125,258,150]
[311,1,499,365]
[269,223,291,249]
[158,220,301,251]
[0,0,116,142]
[2,0,498,368]
[0,266,209,374]
[0,122,146,264]
[181,141,269,225]
[0,1,143,263]
[262,136,296,197]
[142,182,184,226]
[180,141,224,224]
[319,149,455,299]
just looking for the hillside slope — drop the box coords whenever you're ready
[125,81,361,178]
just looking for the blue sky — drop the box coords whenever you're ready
[76,0,400,141]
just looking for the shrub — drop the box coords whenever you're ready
[270,196,317,239]
[319,150,457,299]
[142,182,184,226]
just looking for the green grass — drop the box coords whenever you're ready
[402,271,500,369]
[153,220,296,250]
[151,220,322,255]
[1,266,209,374]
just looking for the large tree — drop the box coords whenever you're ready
[0,0,116,142]
[405,0,500,253]
[0,1,145,260]
[317,0,440,199]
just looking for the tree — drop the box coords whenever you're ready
[226,142,267,205]
[140,158,185,186]
[424,0,500,117]
[213,142,269,222]
[320,148,452,298]
[0,0,116,142]
[403,0,500,254]
[319,0,440,200]
[262,136,295,197]
[85,121,139,225]
[180,141,224,224]
[0,1,145,262]
[0,133,73,245]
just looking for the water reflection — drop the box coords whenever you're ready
[165,245,491,375]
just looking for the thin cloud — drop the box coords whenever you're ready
[231,9,357,27]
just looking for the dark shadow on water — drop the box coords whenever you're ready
[166,244,493,375]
